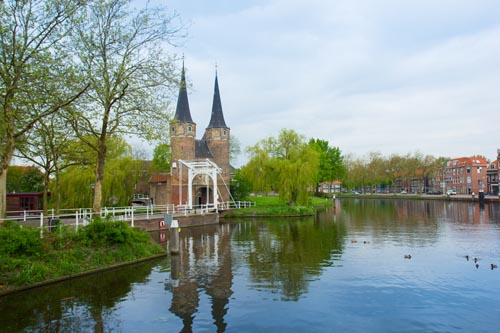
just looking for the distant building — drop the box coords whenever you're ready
[6,192,46,213]
[317,181,342,194]
[486,149,499,195]
[444,157,488,195]
[149,64,231,208]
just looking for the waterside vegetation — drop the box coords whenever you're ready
[0,219,164,293]
[224,195,332,217]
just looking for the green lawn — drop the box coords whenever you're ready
[225,195,333,217]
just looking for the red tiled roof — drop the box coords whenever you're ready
[447,156,488,167]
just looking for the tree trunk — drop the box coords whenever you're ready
[0,169,7,219]
[0,134,15,218]
[55,165,61,215]
[93,140,107,213]
[1,98,16,218]
[43,172,50,217]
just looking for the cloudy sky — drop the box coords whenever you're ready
[150,0,500,166]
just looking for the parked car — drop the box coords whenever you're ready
[446,189,457,195]
[400,190,407,194]
[426,190,442,195]
[352,190,361,195]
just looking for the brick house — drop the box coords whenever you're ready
[149,64,231,208]
[444,157,488,195]
[486,149,499,195]
[317,180,342,194]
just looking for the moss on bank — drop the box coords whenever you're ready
[0,219,163,291]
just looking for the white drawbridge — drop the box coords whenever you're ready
[178,159,222,210]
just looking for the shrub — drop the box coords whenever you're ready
[0,221,43,256]
[79,219,149,246]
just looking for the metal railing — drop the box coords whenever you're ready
[0,201,256,231]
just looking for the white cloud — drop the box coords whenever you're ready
[159,0,500,165]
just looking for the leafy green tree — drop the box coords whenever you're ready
[243,129,319,206]
[152,143,171,172]
[0,0,87,217]
[230,169,252,201]
[57,136,141,208]
[6,166,43,193]
[68,0,184,212]
[15,113,76,214]
[308,138,346,193]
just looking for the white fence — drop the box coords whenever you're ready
[0,201,256,231]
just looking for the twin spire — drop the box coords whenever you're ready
[174,62,227,128]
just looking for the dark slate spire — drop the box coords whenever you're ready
[207,71,227,128]
[174,62,193,122]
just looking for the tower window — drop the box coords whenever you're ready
[171,126,175,132]
[223,129,226,136]
[188,126,192,132]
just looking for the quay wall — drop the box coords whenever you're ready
[134,211,234,231]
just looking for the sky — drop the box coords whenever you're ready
[141,0,500,166]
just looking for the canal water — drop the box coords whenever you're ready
[1,199,500,332]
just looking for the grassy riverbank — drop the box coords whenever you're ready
[224,195,333,217]
[0,219,164,292]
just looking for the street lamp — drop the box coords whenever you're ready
[91,183,95,208]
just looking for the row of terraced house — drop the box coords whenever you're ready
[318,149,500,196]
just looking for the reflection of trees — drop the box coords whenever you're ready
[234,210,346,301]
[0,259,162,332]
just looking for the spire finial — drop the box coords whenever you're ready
[215,60,218,76]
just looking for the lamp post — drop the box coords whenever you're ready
[91,183,95,209]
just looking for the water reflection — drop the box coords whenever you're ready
[1,200,499,332]
[0,259,162,332]
[158,224,235,333]
[232,211,346,301]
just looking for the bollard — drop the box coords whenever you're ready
[169,219,180,254]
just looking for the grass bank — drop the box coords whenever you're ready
[0,219,164,293]
[225,195,333,217]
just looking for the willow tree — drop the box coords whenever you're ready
[57,135,138,208]
[0,0,87,217]
[69,0,184,212]
[243,129,319,206]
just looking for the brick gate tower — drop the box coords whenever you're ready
[152,63,231,208]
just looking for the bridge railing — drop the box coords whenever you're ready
[0,201,256,231]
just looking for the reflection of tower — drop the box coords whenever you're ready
[167,224,235,332]
[169,242,199,332]
[205,224,233,332]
